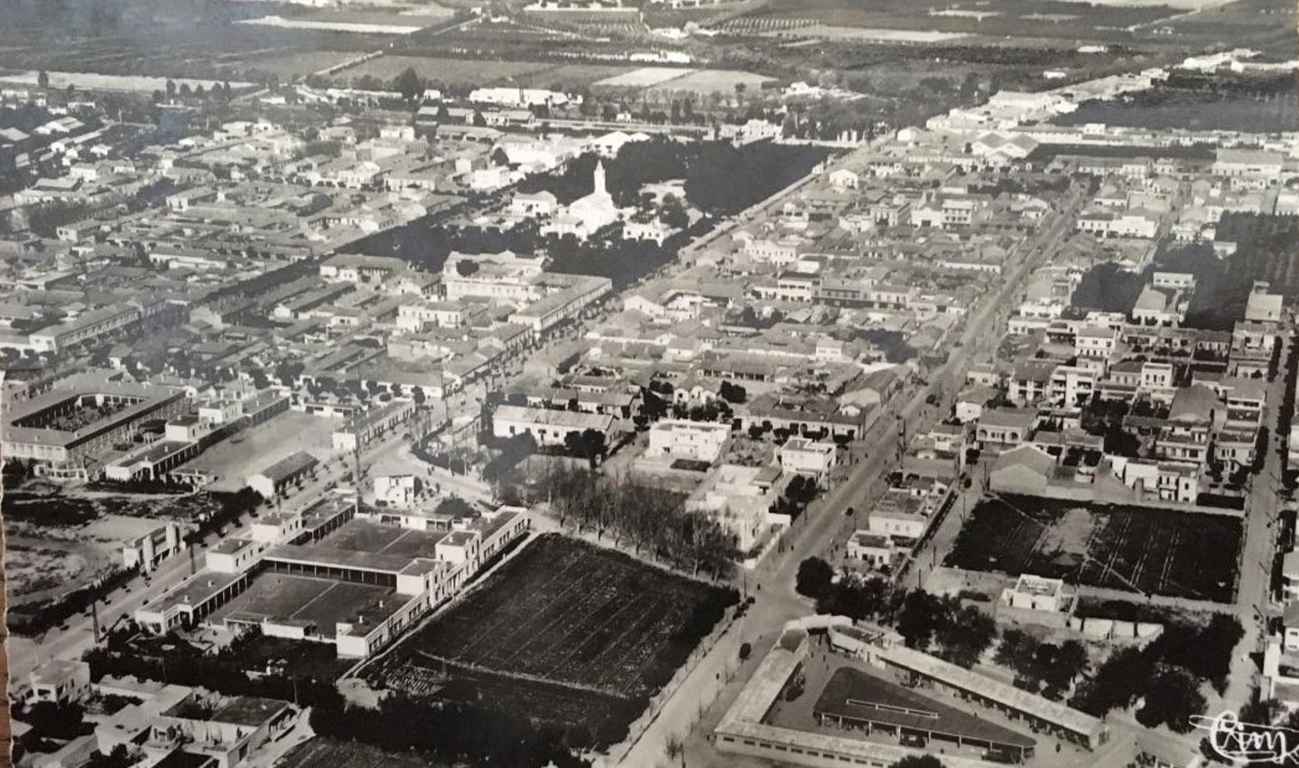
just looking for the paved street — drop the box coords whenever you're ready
[615,180,1084,768]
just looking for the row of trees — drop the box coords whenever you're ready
[536,462,739,578]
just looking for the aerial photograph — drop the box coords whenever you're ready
[0,0,1295,765]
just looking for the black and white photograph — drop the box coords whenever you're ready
[0,0,1295,765]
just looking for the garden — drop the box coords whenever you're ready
[944,495,1242,603]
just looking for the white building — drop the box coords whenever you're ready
[778,437,837,487]
[647,419,730,463]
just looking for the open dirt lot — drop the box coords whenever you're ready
[184,411,335,492]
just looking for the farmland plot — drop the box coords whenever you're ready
[365,534,737,744]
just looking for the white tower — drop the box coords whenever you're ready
[594,160,607,196]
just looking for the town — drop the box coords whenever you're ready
[0,0,1297,767]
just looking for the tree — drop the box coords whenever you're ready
[166,79,177,101]
[795,557,834,600]
[85,746,134,768]
[896,590,944,650]
[394,67,423,102]
[660,194,689,230]
[891,757,944,768]
[37,70,49,90]
[1137,667,1206,733]
[936,605,996,668]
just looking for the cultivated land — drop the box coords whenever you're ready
[280,738,442,768]
[365,534,738,744]
[331,55,550,86]
[646,69,777,97]
[945,495,1242,603]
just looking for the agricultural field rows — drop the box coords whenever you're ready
[945,495,1241,602]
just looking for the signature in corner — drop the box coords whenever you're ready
[1192,711,1299,764]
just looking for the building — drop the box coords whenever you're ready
[647,419,730,464]
[2,384,189,473]
[976,408,1036,451]
[26,660,91,705]
[686,464,785,552]
[847,531,894,568]
[122,521,183,574]
[246,452,320,499]
[1000,574,1073,613]
[715,627,1040,768]
[332,400,416,453]
[491,404,615,448]
[374,474,418,506]
[778,437,838,487]
[319,253,411,286]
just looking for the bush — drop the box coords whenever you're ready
[739,642,752,661]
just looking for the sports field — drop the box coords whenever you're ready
[365,534,738,744]
[944,495,1241,603]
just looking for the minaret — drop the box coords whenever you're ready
[594,160,607,196]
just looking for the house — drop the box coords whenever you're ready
[977,408,1036,450]
[510,190,559,218]
[828,168,860,191]
[846,531,894,568]
[27,660,91,705]
[955,384,995,424]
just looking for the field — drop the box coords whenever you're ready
[0,70,253,94]
[593,66,695,89]
[364,534,737,745]
[214,51,365,79]
[184,411,334,492]
[646,68,775,97]
[331,55,549,86]
[0,0,390,82]
[1053,73,1299,134]
[945,495,1241,603]
[717,0,1268,45]
[280,739,439,768]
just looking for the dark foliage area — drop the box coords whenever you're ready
[85,627,589,766]
[1071,614,1243,728]
[516,139,832,215]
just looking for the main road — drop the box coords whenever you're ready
[617,183,1084,768]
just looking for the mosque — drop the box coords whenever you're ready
[540,160,625,241]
